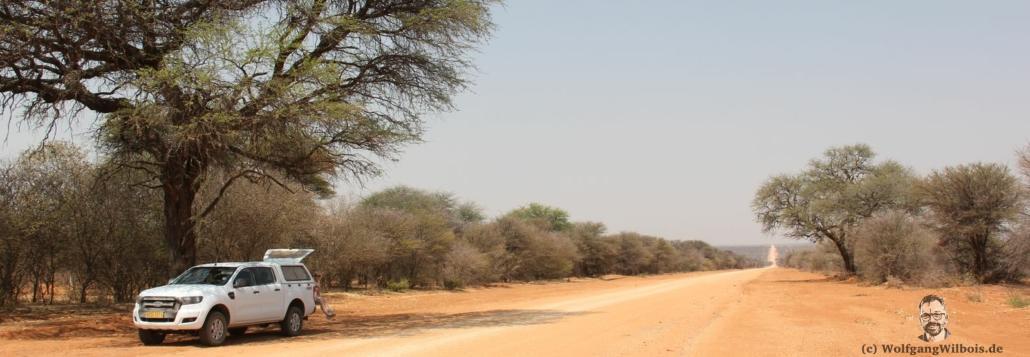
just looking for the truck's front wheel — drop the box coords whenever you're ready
[138,330,165,345]
[280,306,303,337]
[199,311,228,346]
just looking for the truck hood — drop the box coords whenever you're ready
[140,284,225,298]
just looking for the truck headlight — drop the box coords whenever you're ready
[179,296,203,305]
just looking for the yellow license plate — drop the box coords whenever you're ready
[143,311,164,319]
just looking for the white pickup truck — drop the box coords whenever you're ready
[133,249,318,346]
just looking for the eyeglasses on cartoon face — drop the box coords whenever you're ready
[919,312,946,321]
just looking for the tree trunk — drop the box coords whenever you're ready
[78,279,90,304]
[31,273,39,303]
[163,183,198,277]
[161,152,205,278]
[829,236,857,275]
[46,255,56,304]
[970,232,990,283]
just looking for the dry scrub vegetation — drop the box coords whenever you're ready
[0,143,760,307]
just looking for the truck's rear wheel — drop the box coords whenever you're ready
[280,306,303,337]
[138,330,165,345]
[199,311,228,346]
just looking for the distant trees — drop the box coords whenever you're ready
[0,139,763,306]
[195,173,320,263]
[612,233,653,275]
[569,222,615,277]
[5,144,87,303]
[286,185,758,293]
[0,143,167,304]
[917,163,1023,283]
[753,144,915,275]
[309,202,392,290]
[494,216,580,280]
[766,143,1030,285]
[780,242,842,273]
[357,186,462,287]
[88,169,167,303]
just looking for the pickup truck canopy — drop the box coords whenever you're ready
[263,249,314,263]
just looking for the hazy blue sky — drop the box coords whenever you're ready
[3,1,1029,245]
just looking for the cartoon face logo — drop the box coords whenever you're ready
[918,295,949,342]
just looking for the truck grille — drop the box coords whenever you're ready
[139,297,179,322]
[141,297,178,309]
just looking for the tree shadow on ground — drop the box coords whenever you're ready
[114,309,588,348]
[768,277,837,283]
[321,309,589,338]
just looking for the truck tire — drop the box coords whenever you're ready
[229,327,248,336]
[199,310,228,346]
[138,330,166,345]
[280,305,303,337]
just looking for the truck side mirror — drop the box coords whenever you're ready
[168,278,175,285]
[233,279,246,288]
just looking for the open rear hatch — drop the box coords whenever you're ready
[263,249,314,263]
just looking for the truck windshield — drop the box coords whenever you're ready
[171,267,238,285]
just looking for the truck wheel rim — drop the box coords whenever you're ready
[211,318,225,341]
[290,313,301,332]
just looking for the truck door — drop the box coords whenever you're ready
[253,266,286,322]
[230,268,261,325]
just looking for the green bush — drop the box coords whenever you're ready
[386,279,410,292]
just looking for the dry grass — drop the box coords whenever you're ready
[966,286,984,302]
[1007,290,1030,308]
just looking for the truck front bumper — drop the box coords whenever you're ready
[133,302,209,331]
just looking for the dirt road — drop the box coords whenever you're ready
[229,268,766,357]
[2,268,1027,356]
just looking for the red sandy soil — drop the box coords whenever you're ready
[0,268,1027,356]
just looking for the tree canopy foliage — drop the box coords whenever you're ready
[752,144,915,275]
[917,163,1023,283]
[505,203,572,232]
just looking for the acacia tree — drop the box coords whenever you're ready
[0,1,495,274]
[752,144,915,275]
[917,163,1022,282]
[568,222,611,276]
[506,203,572,232]
[359,186,458,286]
